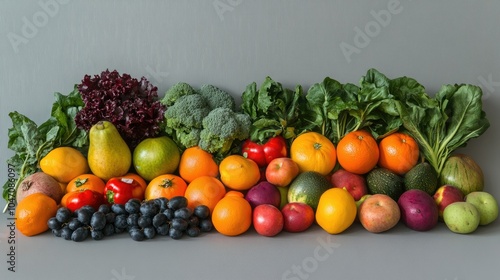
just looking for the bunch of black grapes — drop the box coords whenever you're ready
[47,196,213,242]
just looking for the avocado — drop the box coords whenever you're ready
[366,167,404,201]
[404,162,438,195]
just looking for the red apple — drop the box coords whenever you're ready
[433,185,465,220]
[253,204,284,237]
[281,202,315,232]
[359,194,401,233]
[331,168,368,201]
[265,157,300,187]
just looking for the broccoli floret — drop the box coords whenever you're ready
[161,82,196,106]
[199,107,251,157]
[199,84,236,111]
[164,94,210,149]
[176,129,202,149]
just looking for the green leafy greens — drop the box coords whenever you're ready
[3,86,88,209]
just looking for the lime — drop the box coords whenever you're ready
[133,136,181,181]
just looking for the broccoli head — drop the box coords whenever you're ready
[164,94,210,149]
[199,107,252,158]
[161,82,196,106]
[199,84,236,111]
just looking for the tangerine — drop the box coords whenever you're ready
[179,146,219,183]
[184,176,226,213]
[66,174,106,194]
[219,155,260,191]
[15,193,58,236]
[290,132,336,175]
[336,130,379,175]
[212,191,252,236]
[145,174,187,200]
[378,132,420,175]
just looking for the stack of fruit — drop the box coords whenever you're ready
[8,69,499,241]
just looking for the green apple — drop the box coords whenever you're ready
[443,201,480,234]
[465,191,499,226]
[277,185,289,210]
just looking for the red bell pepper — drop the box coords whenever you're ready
[104,177,144,205]
[66,189,106,212]
[241,135,288,167]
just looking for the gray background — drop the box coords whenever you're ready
[1,0,499,279]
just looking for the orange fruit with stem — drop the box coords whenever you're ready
[179,146,219,183]
[66,174,106,194]
[145,174,187,200]
[378,132,420,175]
[184,176,226,213]
[290,132,336,176]
[336,130,379,175]
[211,191,252,236]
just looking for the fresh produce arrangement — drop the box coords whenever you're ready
[4,68,499,241]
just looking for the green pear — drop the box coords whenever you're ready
[88,121,131,181]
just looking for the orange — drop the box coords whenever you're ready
[40,147,90,183]
[119,172,148,192]
[212,191,252,236]
[290,132,336,175]
[184,176,226,213]
[145,174,187,200]
[315,187,357,234]
[66,174,106,194]
[219,155,260,191]
[336,130,379,175]
[15,193,58,236]
[179,146,219,183]
[378,132,420,175]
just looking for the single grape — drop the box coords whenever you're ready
[199,219,213,232]
[77,209,92,225]
[138,215,152,228]
[186,226,201,237]
[114,214,128,229]
[155,223,170,236]
[103,224,115,236]
[169,228,183,239]
[167,196,188,210]
[140,201,159,217]
[61,226,73,240]
[188,216,200,227]
[91,230,104,240]
[90,211,106,231]
[98,204,111,214]
[125,198,141,214]
[193,205,210,219]
[171,218,188,231]
[129,228,145,241]
[47,217,61,230]
[56,207,73,223]
[80,205,96,215]
[152,213,168,228]
[143,227,156,239]
[163,208,175,220]
[127,213,140,228]
[174,207,193,220]
[68,218,83,231]
[52,228,62,237]
[153,197,169,212]
[105,212,116,224]
[71,227,89,242]
[111,204,127,215]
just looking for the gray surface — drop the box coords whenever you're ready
[1,0,499,279]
